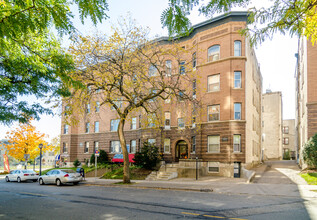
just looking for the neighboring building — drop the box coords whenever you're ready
[262,90,283,160]
[295,37,317,167]
[61,12,262,177]
[282,119,296,160]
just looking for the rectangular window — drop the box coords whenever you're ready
[131,117,137,130]
[283,137,289,145]
[148,139,156,145]
[110,119,120,131]
[208,45,220,61]
[177,90,184,102]
[234,103,241,120]
[283,126,289,134]
[111,141,121,153]
[149,64,157,77]
[85,122,90,133]
[208,162,219,173]
[94,121,99,133]
[208,105,220,121]
[62,143,68,153]
[95,101,100,112]
[165,112,171,130]
[179,61,185,75]
[192,52,197,68]
[84,142,89,153]
[193,80,196,98]
[94,141,99,152]
[63,124,69,134]
[165,60,172,76]
[86,104,90,113]
[208,74,220,92]
[178,118,185,129]
[234,40,241,56]
[208,135,220,153]
[130,140,136,153]
[233,135,241,152]
[234,71,241,88]
[164,138,170,153]
[191,136,196,153]
[148,114,155,128]
[139,115,142,128]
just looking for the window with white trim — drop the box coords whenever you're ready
[208,45,220,61]
[164,138,170,153]
[63,124,69,134]
[208,162,219,173]
[94,141,99,152]
[94,121,99,133]
[179,61,185,75]
[130,140,136,153]
[165,112,171,129]
[62,143,68,153]
[233,134,241,152]
[234,40,241,56]
[111,141,121,153]
[192,52,197,68]
[165,60,172,76]
[84,142,89,153]
[148,139,156,145]
[131,117,137,130]
[234,103,241,120]
[208,105,220,121]
[85,122,90,133]
[208,135,220,153]
[234,71,241,88]
[95,101,100,112]
[110,119,120,131]
[208,74,220,92]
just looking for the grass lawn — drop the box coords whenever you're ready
[301,173,317,185]
[102,166,152,180]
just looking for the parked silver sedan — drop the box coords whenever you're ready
[5,170,39,182]
[38,169,82,186]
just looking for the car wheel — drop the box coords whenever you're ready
[17,177,21,183]
[5,176,10,182]
[73,182,79,185]
[39,178,45,185]
[56,179,62,186]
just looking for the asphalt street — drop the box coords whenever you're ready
[0,178,311,220]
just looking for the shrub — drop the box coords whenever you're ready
[73,159,81,167]
[90,150,108,165]
[283,151,290,160]
[303,133,317,168]
[133,142,160,170]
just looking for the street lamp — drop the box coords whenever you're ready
[38,144,43,176]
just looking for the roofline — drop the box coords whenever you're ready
[155,11,249,43]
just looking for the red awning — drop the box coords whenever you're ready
[112,154,135,163]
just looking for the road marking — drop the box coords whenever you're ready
[19,192,46,197]
[203,215,225,218]
[229,218,248,220]
[181,212,200,216]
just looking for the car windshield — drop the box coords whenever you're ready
[22,170,35,173]
[63,169,76,173]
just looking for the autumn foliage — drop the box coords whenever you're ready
[4,120,51,162]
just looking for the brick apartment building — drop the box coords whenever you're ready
[60,12,262,177]
[295,37,317,167]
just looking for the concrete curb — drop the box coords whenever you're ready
[241,167,256,183]
[80,181,213,193]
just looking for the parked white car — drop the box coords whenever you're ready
[5,170,39,182]
[38,169,82,186]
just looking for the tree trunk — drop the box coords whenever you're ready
[118,118,130,183]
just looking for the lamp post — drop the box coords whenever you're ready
[39,144,43,176]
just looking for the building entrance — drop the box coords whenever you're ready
[175,140,188,162]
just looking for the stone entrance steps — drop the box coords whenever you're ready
[145,163,179,181]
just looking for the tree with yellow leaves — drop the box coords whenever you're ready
[4,120,51,163]
[65,16,199,183]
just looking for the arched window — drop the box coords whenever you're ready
[234,40,241,56]
[208,45,220,61]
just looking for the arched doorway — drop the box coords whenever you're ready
[175,140,188,162]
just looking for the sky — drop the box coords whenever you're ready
[0,0,298,141]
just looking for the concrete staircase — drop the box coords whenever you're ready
[145,163,179,181]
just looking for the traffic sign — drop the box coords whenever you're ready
[95,150,100,156]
